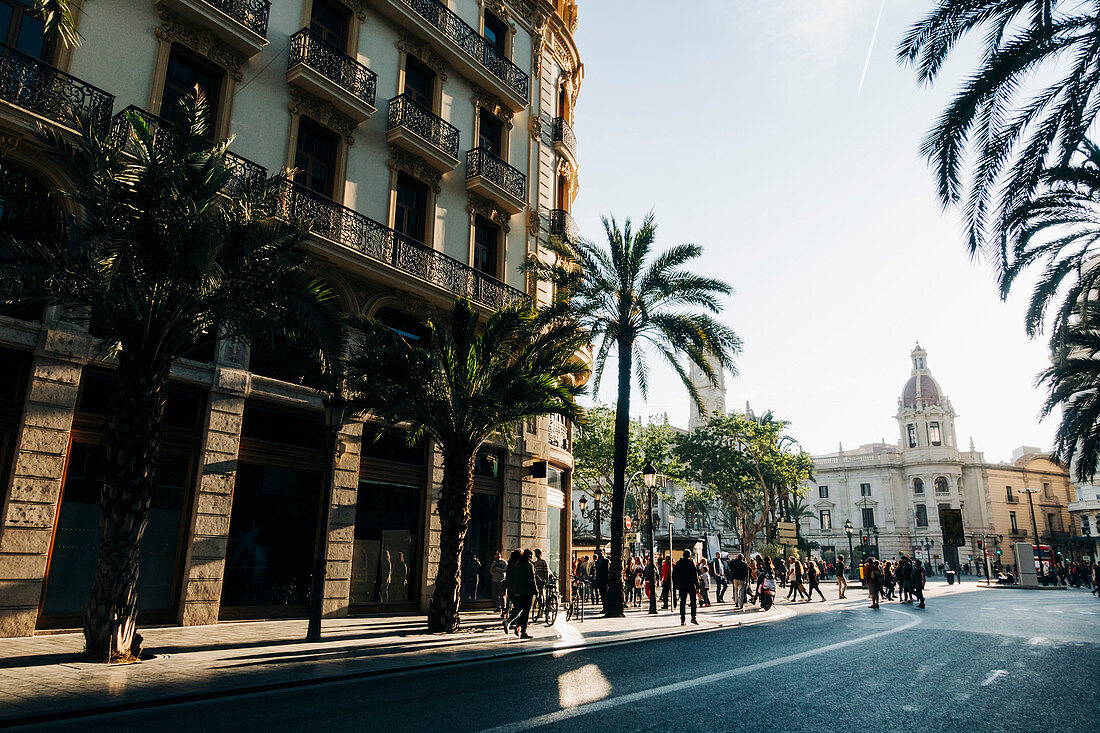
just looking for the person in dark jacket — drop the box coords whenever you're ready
[593,549,610,613]
[911,558,927,608]
[729,553,749,608]
[710,553,728,603]
[672,550,701,625]
[504,549,537,638]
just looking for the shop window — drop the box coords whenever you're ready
[221,463,322,609]
[464,492,499,601]
[240,403,324,450]
[350,480,420,605]
[483,10,508,54]
[294,117,339,197]
[403,54,436,110]
[161,45,223,135]
[40,444,192,624]
[547,466,566,581]
[394,172,429,243]
[0,0,48,59]
[915,504,928,527]
[361,425,425,466]
[75,370,205,431]
[478,110,504,158]
[310,0,350,49]
[473,215,499,277]
[474,448,502,479]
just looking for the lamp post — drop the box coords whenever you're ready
[1018,487,1040,547]
[918,537,934,567]
[844,518,855,580]
[668,514,675,611]
[307,390,348,643]
[643,463,657,614]
[872,526,880,559]
[578,487,604,552]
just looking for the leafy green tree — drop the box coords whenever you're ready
[573,405,637,535]
[526,214,741,617]
[343,299,589,632]
[0,96,342,661]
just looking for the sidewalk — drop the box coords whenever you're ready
[0,598,788,726]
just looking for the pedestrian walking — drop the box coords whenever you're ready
[807,558,826,601]
[730,553,749,608]
[489,551,508,616]
[711,552,728,603]
[673,550,700,625]
[912,558,927,608]
[594,549,609,613]
[836,554,848,599]
[697,558,712,607]
[504,549,537,638]
[865,558,881,609]
[660,555,671,609]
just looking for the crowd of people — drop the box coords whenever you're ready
[491,548,553,640]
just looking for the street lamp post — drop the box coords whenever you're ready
[643,463,658,614]
[307,390,349,643]
[872,526,880,559]
[918,537,935,567]
[668,514,675,610]
[578,487,604,552]
[1018,487,1040,547]
[844,518,855,580]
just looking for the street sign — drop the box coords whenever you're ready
[626,532,639,543]
[777,521,796,533]
[625,516,632,530]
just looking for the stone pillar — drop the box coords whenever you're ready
[322,419,363,618]
[0,329,87,637]
[178,367,248,626]
[421,441,444,612]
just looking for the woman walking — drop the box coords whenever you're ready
[698,558,712,607]
[865,558,881,609]
[807,559,826,601]
[504,549,537,639]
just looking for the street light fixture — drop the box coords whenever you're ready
[872,526,880,559]
[642,463,658,615]
[1018,487,1040,547]
[844,518,855,580]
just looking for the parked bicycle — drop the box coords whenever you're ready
[531,572,560,626]
[566,575,588,623]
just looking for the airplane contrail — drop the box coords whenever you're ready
[858,0,888,96]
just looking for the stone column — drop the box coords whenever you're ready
[177,367,248,626]
[321,419,363,617]
[0,329,87,637]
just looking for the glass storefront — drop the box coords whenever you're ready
[465,492,500,601]
[547,466,566,583]
[221,464,322,608]
[350,481,419,605]
[41,444,192,622]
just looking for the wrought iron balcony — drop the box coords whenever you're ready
[549,414,570,451]
[466,146,526,214]
[386,0,528,104]
[386,94,460,170]
[547,209,578,246]
[552,117,576,159]
[202,0,269,37]
[109,106,268,192]
[287,28,377,121]
[279,184,526,310]
[0,43,114,133]
[157,0,269,55]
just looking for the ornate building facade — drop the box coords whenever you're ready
[0,0,584,636]
[802,345,1073,569]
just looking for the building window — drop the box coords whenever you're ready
[478,109,504,158]
[0,0,48,59]
[483,10,508,54]
[860,483,871,496]
[861,507,875,527]
[310,0,350,49]
[403,55,436,110]
[1010,511,1018,531]
[1047,513,1059,534]
[294,118,339,197]
[818,485,828,499]
[1006,485,1017,503]
[929,422,942,446]
[935,476,949,494]
[161,45,223,135]
[1042,482,1052,499]
[915,504,928,527]
[473,215,500,277]
[913,477,924,494]
[394,172,429,243]
[907,423,917,448]
[820,510,831,530]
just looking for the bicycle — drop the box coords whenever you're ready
[532,572,560,626]
[566,575,588,623]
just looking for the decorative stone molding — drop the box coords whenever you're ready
[527,209,540,237]
[467,192,512,233]
[288,90,357,145]
[0,133,23,158]
[397,31,447,81]
[343,0,369,21]
[556,155,576,181]
[528,116,542,140]
[388,144,442,193]
[472,87,514,130]
[156,10,244,82]
[480,0,517,33]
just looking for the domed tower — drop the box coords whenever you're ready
[688,353,726,431]
[896,343,958,454]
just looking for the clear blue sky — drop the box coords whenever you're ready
[570,0,1057,462]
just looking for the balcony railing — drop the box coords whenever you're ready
[0,43,114,133]
[466,146,526,201]
[552,117,576,158]
[387,94,459,160]
[395,0,528,99]
[288,29,377,109]
[549,414,570,451]
[547,209,578,246]
[280,184,526,309]
[204,0,270,37]
[109,106,268,192]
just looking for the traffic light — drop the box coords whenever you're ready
[996,548,1002,556]
[976,540,984,550]
[862,534,869,545]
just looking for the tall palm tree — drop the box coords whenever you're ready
[897,1,1099,254]
[787,496,814,536]
[344,299,589,632]
[527,214,741,617]
[0,95,342,661]
[1040,303,1100,482]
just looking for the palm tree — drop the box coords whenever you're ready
[527,214,741,617]
[896,1,1099,253]
[1040,303,1100,482]
[0,95,343,661]
[344,299,590,632]
[787,496,814,536]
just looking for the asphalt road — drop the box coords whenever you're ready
[16,586,1100,732]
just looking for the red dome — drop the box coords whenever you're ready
[902,374,940,408]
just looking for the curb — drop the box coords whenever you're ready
[0,607,793,729]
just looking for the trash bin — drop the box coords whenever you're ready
[945,570,956,585]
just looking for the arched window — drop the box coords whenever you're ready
[935,476,949,494]
[913,478,924,494]
[375,306,429,345]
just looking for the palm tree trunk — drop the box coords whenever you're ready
[83,350,169,662]
[427,449,474,632]
[605,335,633,618]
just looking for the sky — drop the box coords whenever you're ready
[569,0,1059,463]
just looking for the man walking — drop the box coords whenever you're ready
[672,550,700,625]
[594,549,609,613]
[489,551,508,616]
[730,553,749,608]
[710,552,728,603]
[912,558,927,608]
[836,554,848,599]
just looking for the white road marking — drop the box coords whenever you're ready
[478,609,921,733]
[981,670,1009,687]
[1080,611,1096,615]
